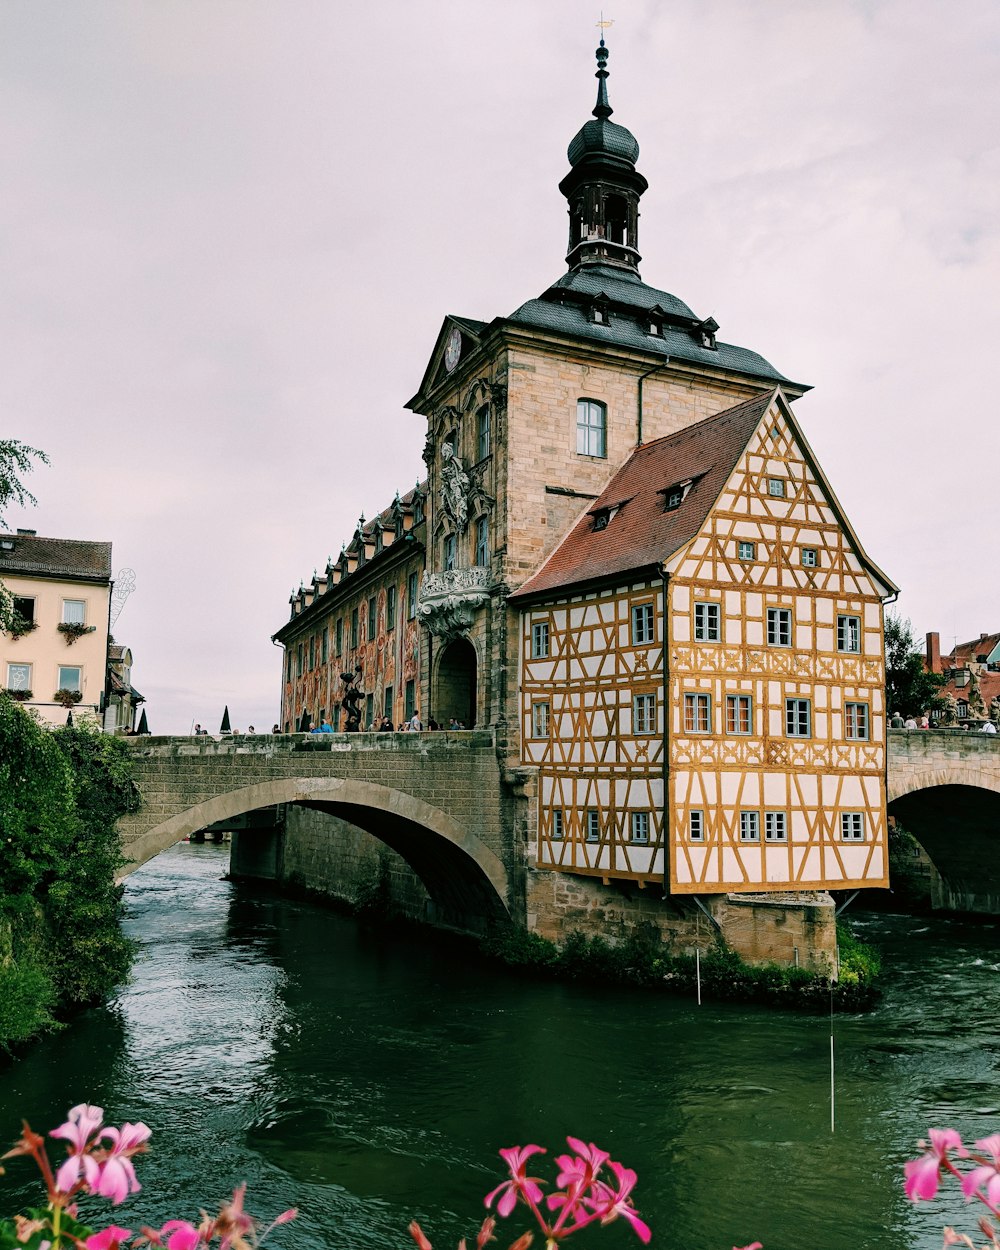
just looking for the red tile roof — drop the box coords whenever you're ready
[510,392,775,601]
[0,533,112,583]
[950,633,1000,666]
[938,669,1000,711]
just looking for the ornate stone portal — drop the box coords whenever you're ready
[417,567,492,642]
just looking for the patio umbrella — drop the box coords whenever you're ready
[137,709,149,735]
[220,705,231,733]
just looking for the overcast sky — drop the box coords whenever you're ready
[2,0,998,734]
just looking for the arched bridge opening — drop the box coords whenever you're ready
[888,778,1000,915]
[122,776,512,934]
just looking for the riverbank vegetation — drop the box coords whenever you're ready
[481,919,882,1011]
[0,695,140,1056]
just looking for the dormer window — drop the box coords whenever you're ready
[591,503,621,532]
[695,316,719,350]
[647,304,666,337]
[590,303,610,325]
[662,478,695,511]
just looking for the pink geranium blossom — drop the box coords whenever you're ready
[905,1129,966,1202]
[96,1121,151,1205]
[160,1219,204,1250]
[587,1161,651,1244]
[485,1145,546,1218]
[85,1226,133,1250]
[50,1104,105,1195]
[960,1134,1000,1211]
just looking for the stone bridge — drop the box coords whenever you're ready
[120,730,528,931]
[120,727,1000,932]
[887,727,1000,912]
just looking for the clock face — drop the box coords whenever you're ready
[444,327,462,372]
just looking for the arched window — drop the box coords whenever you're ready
[576,399,607,458]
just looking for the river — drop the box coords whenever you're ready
[1,844,998,1250]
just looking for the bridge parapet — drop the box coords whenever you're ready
[888,727,1000,801]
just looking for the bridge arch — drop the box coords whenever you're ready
[887,769,1000,914]
[124,775,511,927]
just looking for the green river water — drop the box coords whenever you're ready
[1,843,998,1250]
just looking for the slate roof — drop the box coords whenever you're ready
[510,391,774,602]
[0,533,112,583]
[508,265,794,386]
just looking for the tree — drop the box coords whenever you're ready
[0,439,49,631]
[885,614,945,718]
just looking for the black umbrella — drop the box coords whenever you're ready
[137,709,149,735]
[220,705,231,734]
[66,709,74,726]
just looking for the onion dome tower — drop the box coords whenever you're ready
[559,38,648,275]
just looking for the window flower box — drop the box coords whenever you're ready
[8,616,38,640]
[54,688,83,707]
[5,688,32,701]
[57,622,96,644]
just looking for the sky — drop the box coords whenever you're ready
[2,0,998,734]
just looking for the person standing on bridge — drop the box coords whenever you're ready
[408,709,423,732]
[890,712,904,729]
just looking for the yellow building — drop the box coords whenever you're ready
[0,529,112,727]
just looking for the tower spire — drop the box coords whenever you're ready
[559,32,647,274]
[594,37,612,120]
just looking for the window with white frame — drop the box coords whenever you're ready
[726,694,752,735]
[801,547,818,568]
[633,693,656,734]
[531,701,550,738]
[694,602,721,642]
[845,701,869,740]
[841,812,865,842]
[531,621,550,658]
[837,614,861,653]
[631,602,655,645]
[58,666,82,693]
[475,516,489,567]
[683,692,711,733]
[738,541,756,561]
[740,811,760,842]
[767,607,792,647]
[62,599,86,625]
[552,809,564,840]
[785,698,812,738]
[477,405,491,462]
[689,810,705,842]
[586,809,600,843]
[630,811,650,844]
[576,399,607,457]
[765,811,787,842]
[6,662,30,691]
[767,478,786,498]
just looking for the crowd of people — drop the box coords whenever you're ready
[890,711,996,733]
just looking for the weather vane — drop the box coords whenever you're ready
[597,14,614,38]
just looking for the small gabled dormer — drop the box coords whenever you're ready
[646,303,666,337]
[695,316,719,351]
[660,476,699,511]
[589,294,611,326]
[589,497,630,532]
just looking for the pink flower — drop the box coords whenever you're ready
[734,1243,763,1250]
[960,1135,1000,1210]
[554,1139,610,1190]
[587,1161,651,1244]
[485,1145,546,1218]
[904,1129,966,1202]
[50,1104,105,1194]
[96,1122,151,1205]
[85,1227,132,1250]
[161,1220,203,1250]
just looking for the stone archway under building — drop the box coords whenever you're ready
[434,636,478,728]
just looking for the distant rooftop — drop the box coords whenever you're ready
[0,531,112,583]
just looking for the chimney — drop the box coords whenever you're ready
[16,528,36,536]
[926,631,941,674]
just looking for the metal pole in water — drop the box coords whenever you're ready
[830,946,837,1133]
[696,947,701,1006]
